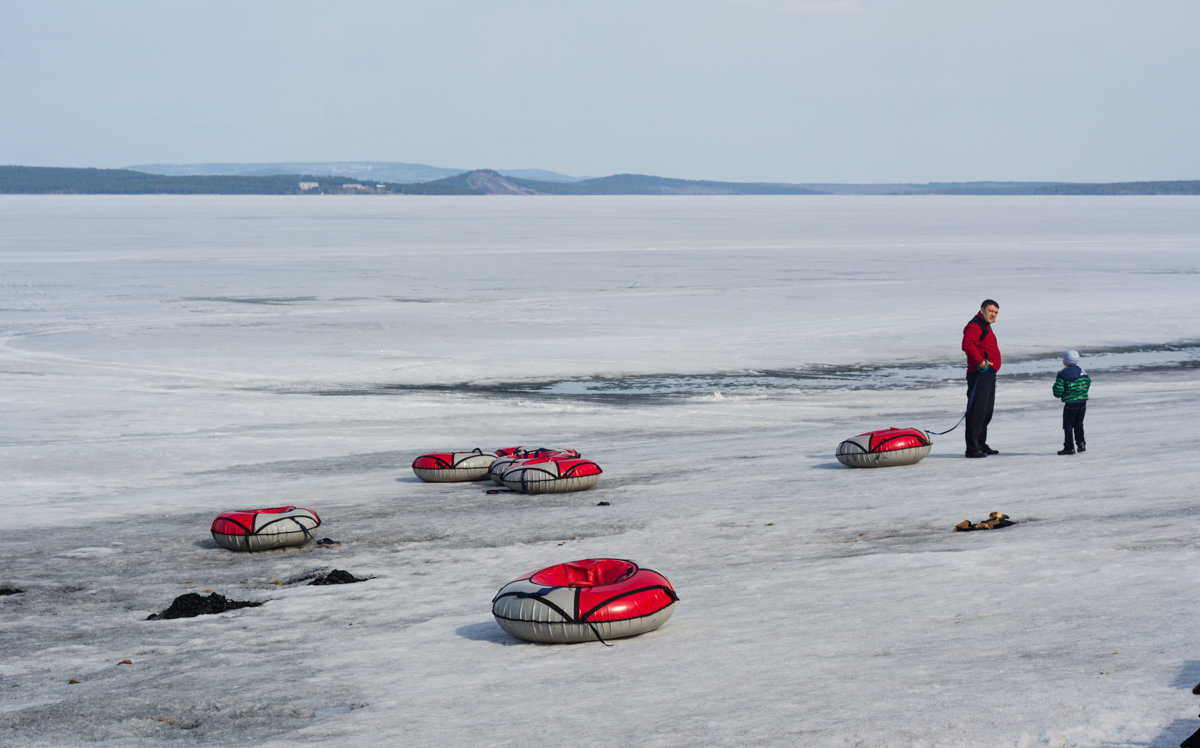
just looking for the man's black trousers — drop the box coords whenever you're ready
[964,370,996,454]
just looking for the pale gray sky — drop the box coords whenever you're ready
[2,0,1197,183]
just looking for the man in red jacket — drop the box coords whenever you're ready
[962,299,1001,458]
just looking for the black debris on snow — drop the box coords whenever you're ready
[147,592,263,620]
[309,569,365,585]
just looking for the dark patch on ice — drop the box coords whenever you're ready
[830,526,960,558]
[277,568,355,585]
[183,295,318,305]
[147,592,263,620]
[262,340,1200,403]
[190,450,407,477]
[387,296,449,304]
[1,587,24,596]
[308,569,365,585]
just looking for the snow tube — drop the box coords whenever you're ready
[492,558,678,643]
[493,446,530,458]
[412,448,494,482]
[211,506,321,552]
[488,447,581,485]
[500,455,601,494]
[836,427,932,468]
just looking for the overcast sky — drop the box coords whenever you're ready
[2,1,1197,183]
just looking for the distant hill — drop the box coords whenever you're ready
[0,166,475,194]
[127,161,584,184]
[1026,180,1200,195]
[429,169,540,195]
[497,168,586,183]
[430,170,823,195]
[3,165,1198,196]
[425,170,1200,196]
[810,180,1200,195]
[128,160,466,183]
[799,181,1071,195]
[536,173,823,195]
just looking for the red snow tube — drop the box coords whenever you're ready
[836,427,932,468]
[488,447,582,485]
[499,455,601,494]
[493,446,532,458]
[492,558,678,643]
[411,448,495,482]
[210,506,321,552]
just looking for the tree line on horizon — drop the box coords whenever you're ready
[0,166,474,195]
[2,165,1198,196]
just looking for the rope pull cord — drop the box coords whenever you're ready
[927,375,980,436]
[586,621,613,646]
[291,516,317,541]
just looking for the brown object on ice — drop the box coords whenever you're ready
[954,512,1015,532]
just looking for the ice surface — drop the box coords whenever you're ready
[2,196,1199,746]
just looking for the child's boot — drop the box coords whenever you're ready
[1058,431,1074,455]
[1076,441,1086,453]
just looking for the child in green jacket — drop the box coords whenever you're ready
[1053,349,1091,455]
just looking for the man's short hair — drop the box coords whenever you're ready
[981,299,999,310]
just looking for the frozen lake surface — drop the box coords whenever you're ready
[2,196,1199,746]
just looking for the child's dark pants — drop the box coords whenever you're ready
[1063,401,1086,449]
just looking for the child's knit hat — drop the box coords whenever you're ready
[1063,349,1081,366]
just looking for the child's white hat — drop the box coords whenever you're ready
[1063,349,1080,366]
